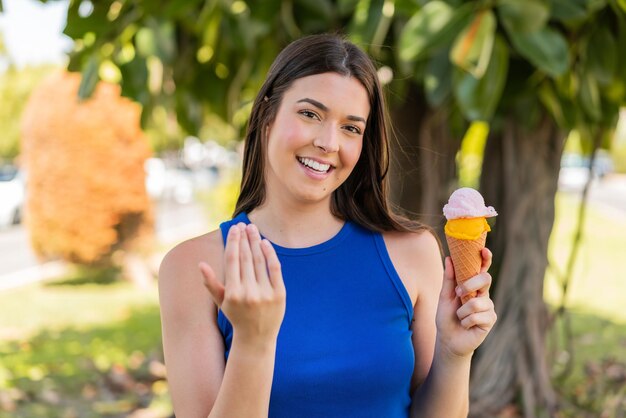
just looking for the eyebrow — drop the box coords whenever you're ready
[297,98,366,124]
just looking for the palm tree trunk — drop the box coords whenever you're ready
[389,88,461,237]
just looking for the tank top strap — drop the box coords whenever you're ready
[372,232,414,322]
[218,212,251,245]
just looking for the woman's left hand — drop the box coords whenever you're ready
[435,248,497,359]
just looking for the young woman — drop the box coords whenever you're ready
[159,34,497,418]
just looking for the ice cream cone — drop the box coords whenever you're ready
[443,187,496,304]
[445,231,487,304]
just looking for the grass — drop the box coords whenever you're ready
[549,312,626,417]
[0,268,159,341]
[545,192,626,322]
[0,271,171,417]
[545,191,626,416]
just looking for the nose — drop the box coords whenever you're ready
[313,124,340,153]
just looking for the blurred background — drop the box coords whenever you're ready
[0,0,625,417]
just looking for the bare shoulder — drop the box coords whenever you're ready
[160,229,225,283]
[383,228,440,256]
[158,229,225,316]
[382,229,443,305]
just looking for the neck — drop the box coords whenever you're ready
[248,198,345,248]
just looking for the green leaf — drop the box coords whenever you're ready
[587,0,607,14]
[295,0,335,21]
[394,0,422,16]
[349,0,384,45]
[450,10,496,79]
[603,17,626,104]
[619,0,626,13]
[425,49,453,107]
[152,20,177,64]
[586,27,616,86]
[579,72,601,121]
[163,0,205,19]
[399,1,453,61]
[603,79,626,104]
[135,19,176,63]
[537,82,576,129]
[398,1,474,62]
[135,27,156,57]
[176,91,203,134]
[63,1,109,40]
[497,0,550,33]
[338,0,361,15]
[200,8,222,53]
[238,18,271,52]
[119,56,149,104]
[506,26,570,77]
[453,36,509,121]
[549,0,588,24]
[78,55,100,100]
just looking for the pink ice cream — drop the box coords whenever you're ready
[443,187,498,220]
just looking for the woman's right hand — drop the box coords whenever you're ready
[200,223,286,346]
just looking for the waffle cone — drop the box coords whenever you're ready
[446,231,487,304]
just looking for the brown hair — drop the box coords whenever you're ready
[234,33,426,234]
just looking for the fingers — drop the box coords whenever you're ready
[224,223,284,292]
[456,271,492,300]
[261,238,285,292]
[480,247,492,273]
[246,224,271,286]
[199,261,225,307]
[224,224,242,288]
[454,260,496,330]
[453,248,492,303]
[460,310,497,331]
[456,297,497,330]
[441,257,457,299]
[238,223,258,286]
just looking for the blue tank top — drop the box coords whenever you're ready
[218,212,415,418]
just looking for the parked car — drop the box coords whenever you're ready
[145,158,195,204]
[0,165,25,228]
[558,151,614,191]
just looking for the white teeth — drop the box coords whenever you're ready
[298,157,331,173]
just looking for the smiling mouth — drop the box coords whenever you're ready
[297,157,333,174]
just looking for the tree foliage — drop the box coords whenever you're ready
[30,0,625,141]
[21,71,153,265]
[397,0,626,136]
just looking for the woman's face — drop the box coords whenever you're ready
[264,72,370,206]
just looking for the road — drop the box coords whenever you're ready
[0,226,38,276]
[154,199,210,245]
[585,174,626,219]
[0,199,209,280]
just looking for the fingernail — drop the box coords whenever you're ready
[455,287,462,297]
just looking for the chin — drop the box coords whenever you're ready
[293,188,332,204]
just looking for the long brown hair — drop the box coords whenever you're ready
[234,33,426,234]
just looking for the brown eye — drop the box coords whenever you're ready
[344,125,362,135]
[299,110,320,120]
